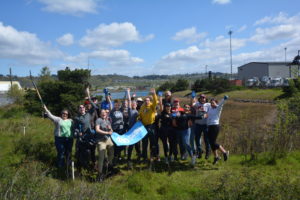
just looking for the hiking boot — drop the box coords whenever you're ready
[213,157,221,165]
[223,151,229,161]
[196,151,202,159]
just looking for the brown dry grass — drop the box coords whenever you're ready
[218,101,277,154]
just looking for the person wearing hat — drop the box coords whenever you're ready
[172,104,205,166]
[136,97,143,111]
[161,91,173,109]
[171,98,186,160]
[192,94,211,159]
[138,88,158,162]
[158,94,177,164]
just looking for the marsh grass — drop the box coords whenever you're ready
[1,96,300,199]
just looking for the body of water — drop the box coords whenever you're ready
[0,94,13,107]
[94,91,149,100]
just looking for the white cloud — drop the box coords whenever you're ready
[65,49,143,66]
[153,12,300,75]
[201,36,246,51]
[250,13,300,44]
[250,24,299,44]
[0,22,63,65]
[56,33,74,46]
[237,25,247,33]
[36,0,98,16]
[172,27,207,44]
[254,12,300,26]
[212,0,231,5]
[79,22,154,49]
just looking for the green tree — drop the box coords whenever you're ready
[157,81,175,92]
[171,79,189,92]
[24,68,91,116]
[7,84,25,105]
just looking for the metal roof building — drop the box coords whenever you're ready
[238,62,299,80]
[0,81,22,93]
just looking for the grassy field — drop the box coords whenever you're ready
[1,89,299,200]
[173,88,283,101]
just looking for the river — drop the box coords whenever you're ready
[94,91,149,99]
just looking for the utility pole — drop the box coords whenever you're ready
[228,30,233,80]
[284,47,287,63]
[9,67,13,89]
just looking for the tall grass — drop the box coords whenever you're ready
[1,99,300,199]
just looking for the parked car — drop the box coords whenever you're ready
[282,78,291,87]
[246,77,260,87]
[260,76,271,87]
[270,77,284,87]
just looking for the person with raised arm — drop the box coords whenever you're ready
[192,94,211,159]
[43,105,73,169]
[206,95,229,165]
[138,88,158,163]
[109,96,124,163]
[126,88,142,168]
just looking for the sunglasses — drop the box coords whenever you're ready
[62,113,68,115]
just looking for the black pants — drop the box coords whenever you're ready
[159,126,177,157]
[113,128,124,158]
[142,124,158,159]
[127,142,141,160]
[207,125,220,151]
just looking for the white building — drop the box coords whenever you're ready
[0,81,22,94]
[238,62,299,81]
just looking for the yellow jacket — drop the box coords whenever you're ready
[138,94,158,125]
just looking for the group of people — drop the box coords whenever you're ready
[43,87,229,180]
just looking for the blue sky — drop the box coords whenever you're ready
[0,0,300,76]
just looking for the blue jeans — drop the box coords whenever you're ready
[55,136,73,168]
[190,124,196,153]
[176,129,186,157]
[194,124,210,154]
[178,128,193,158]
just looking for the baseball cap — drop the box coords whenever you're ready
[137,97,143,102]
[173,98,180,103]
[199,94,206,98]
[165,103,171,107]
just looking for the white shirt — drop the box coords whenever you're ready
[207,99,226,126]
[193,102,210,125]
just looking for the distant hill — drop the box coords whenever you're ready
[0,72,234,90]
